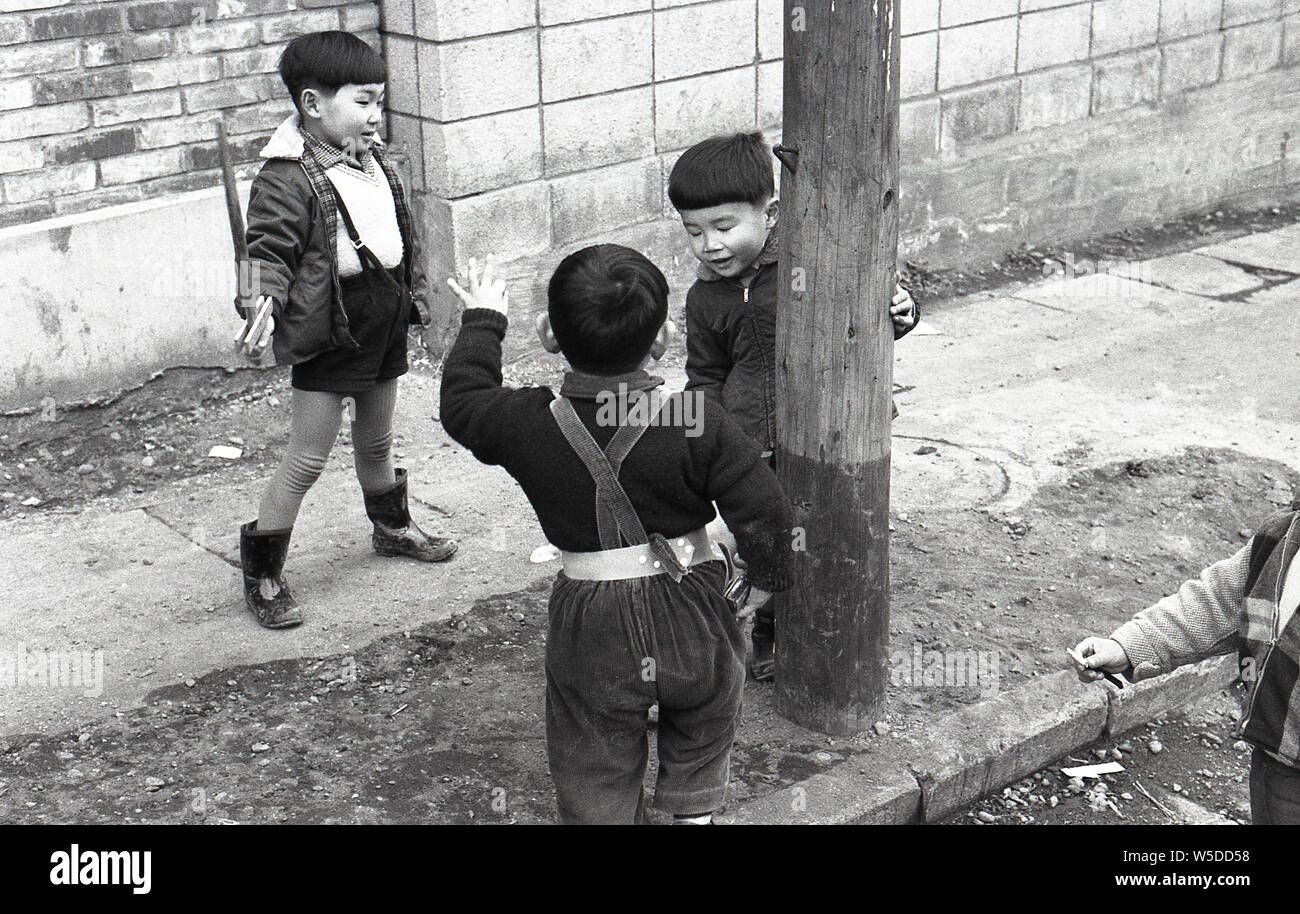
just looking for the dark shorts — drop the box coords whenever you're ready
[544,561,745,824]
[291,266,410,392]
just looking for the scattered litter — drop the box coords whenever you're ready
[1061,761,1125,778]
[208,445,242,460]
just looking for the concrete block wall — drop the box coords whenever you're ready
[0,0,381,228]
[380,0,780,290]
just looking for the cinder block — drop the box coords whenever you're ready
[655,1,755,81]
[0,77,33,111]
[655,67,755,152]
[423,107,542,197]
[99,147,186,185]
[182,75,278,113]
[1224,0,1284,27]
[1104,656,1238,737]
[901,32,936,98]
[176,20,261,55]
[418,31,539,120]
[938,17,1017,89]
[0,99,88,137]
[940,0,1017,27]
[342,3,380,32]
[549,158,660,245]
[542,13,652,102]
[543,86,653,174]
[1091,48,1159,115]
[3,161,96,203]
[432,181,552,266]
[136,114,223,149]
[1,38,78,77]
[412,0,534,41]
[939,79,1018,154]
[1018,62,1090,131]
[1160,32,1224,96]
[1159,0,1224,41]
[901,0,938,36]
[899,97,939,159]
[384,111,423,189]
[540,0,648,26]
[382,0,414,35]
[1091,0,1160,56]
[907,670,1109,821]
[1017,4,1090,73]
[382,33,418,116]
[758,0,782,59]
[1285,12,1300,65]
[259,9,342,45]
[1222,21,1283,79]
[757,59,782,127]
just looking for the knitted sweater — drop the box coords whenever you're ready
[1111,509,1300,767]
[439,308,795,592]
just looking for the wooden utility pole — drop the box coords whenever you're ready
[774,0,899,735]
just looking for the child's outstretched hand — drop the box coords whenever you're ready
[1070,637,1129,683]
[890,278,916,334]
[447,255,508,317]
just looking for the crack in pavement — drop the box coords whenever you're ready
[140,505,240,569]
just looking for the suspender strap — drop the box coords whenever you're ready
[327,179,401,291]
[549,393,689,581]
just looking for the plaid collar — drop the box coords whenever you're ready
[298,126,375,175]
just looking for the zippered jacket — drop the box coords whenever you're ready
[243,115,431,366]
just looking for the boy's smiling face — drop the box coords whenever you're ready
[301,82,386,159]
[678,198,777,279]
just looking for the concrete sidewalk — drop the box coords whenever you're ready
[3,223,1299,819]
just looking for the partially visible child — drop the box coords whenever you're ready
[237,31,455,630]
[440,248,793,824]
[1073,509,1300,824]
[667,131,917,680]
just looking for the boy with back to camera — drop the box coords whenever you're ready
[440,248,793,824]
[667,131,918,680]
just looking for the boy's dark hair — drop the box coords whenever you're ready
[548,245,669,376]
[278,31,387,113]
[667,131,774,211]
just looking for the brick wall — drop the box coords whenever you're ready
[0,0,381,227]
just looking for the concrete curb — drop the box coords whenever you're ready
[725,655,1238,825]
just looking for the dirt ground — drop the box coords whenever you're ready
[0,443,1290,823]
[1,203,1298,823]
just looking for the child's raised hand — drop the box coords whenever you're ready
[1070,637,1129,683]
[447,255,509,317]
[890,281,916,333]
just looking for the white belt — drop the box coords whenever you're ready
[560,528,718,581]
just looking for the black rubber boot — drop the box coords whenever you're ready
[239,521,303,629]
[363,468,457,563]
[749,614,776,682]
